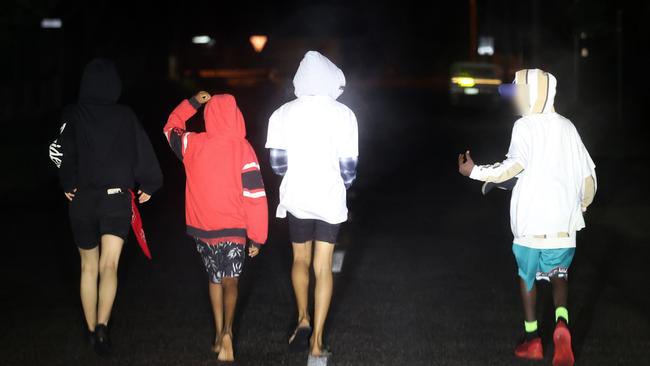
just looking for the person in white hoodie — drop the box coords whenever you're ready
[266,51,358,357]
[458,69,596,366]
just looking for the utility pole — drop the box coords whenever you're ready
[573,32,579,103]
[531,0,539,66]
[469,0,477,61]
[572,0,580,104]
[616,9,623,126]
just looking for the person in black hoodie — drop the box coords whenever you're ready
[52,58,162,355]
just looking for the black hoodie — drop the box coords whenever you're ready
[58,59,162,194]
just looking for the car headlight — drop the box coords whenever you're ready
[452,77,476,87]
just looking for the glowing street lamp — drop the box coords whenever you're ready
[249,35,268,53]
[477,36,494,56]
[41,18,62,29]
[192,35,212,45]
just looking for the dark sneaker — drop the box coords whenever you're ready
[86,328,95,347]
[514,336,543,360]
[93,324,111,357]
[552,321,575,366]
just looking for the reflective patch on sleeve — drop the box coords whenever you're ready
[168,128,185,160]
[243,189,266,198]
[477,162,524,183]
[183,132,191,154]
[242,170,264,190]
[242,162,261,172]
[269,148,288,176]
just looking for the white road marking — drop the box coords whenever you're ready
[332,250,345,273]
[307,354,328,366]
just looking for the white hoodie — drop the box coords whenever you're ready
[470,69,597,249]
[266,51,358,224]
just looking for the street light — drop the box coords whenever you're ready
[192,35,212,45]
[477,36,494,56]
[249,35,268,53]
[41,18,62,29]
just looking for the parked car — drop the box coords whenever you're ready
[449,62,502,106]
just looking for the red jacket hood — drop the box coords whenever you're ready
[204,94,246,139]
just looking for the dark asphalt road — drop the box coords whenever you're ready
[2,88,649,365]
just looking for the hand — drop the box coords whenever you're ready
[458,150,475,177]
[64,188,77,201]
[194,91,211,105]
[138,190,151,204]
[248,245,260,258]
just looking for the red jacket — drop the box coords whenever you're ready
[164,95,268,246]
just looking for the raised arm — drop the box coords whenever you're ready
[164,91,210,160]
[459,121,529,182]
[464,152,524,183]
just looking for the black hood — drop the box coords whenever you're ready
[79,58,121,104]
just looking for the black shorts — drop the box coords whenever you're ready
[288,213,341,244]
[68,188,132,249]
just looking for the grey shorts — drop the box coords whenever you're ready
[194,239,245,284]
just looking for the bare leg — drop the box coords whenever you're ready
[290,241,313,341]
[310,241,335,356]
[209,282,224,353]
[217,277,238,362]
[550,277,568,309]
[97,234,124,325]
[519,278,537,323]
[79,247,100,331]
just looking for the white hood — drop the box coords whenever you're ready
[514,69,557,115]
[293,51,346,99]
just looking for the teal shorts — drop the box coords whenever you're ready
[512,244,576,291]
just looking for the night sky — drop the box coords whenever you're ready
[2,0,647,107]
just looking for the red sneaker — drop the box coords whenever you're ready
[514,336,543,360]
[552,321,575,366]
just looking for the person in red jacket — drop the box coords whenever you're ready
[164,91,268,362]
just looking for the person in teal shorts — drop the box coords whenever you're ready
[458,69,597,366]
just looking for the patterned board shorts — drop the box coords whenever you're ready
[512,243,576,291]
[194,239,245,284]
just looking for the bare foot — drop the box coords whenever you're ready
[288,317,311,344]
[217,333,234,362]
[310,337,327,357]
[211,335,221,354]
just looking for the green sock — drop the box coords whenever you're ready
[556,306,569,323]
[524,320,538,333]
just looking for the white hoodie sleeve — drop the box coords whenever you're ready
[470,120,528,183]
[579,139,597,211]
[337,109,358,159]
[265,108,286,150]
